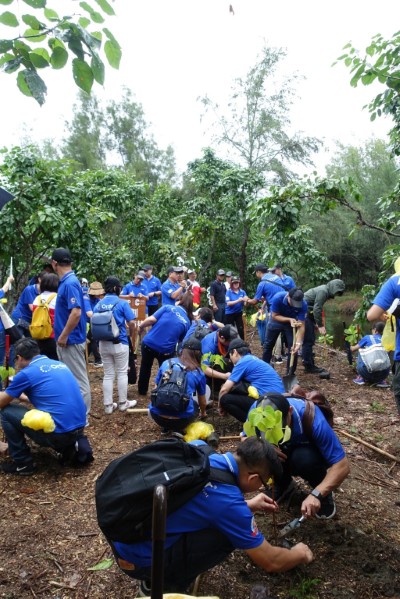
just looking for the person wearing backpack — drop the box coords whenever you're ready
[103,436,313,595]
[181,306,222,346]
[137,292,193,396]
[351,321,391,387]
[92,277,137,414]
[149,336,207,433]
[31,273,58,360]
[242,393,350,520]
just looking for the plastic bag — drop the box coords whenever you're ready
[21,409,55,433]
[183,421,215,442]
[381,316,396,352]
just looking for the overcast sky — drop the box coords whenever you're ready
[1,0,399,173]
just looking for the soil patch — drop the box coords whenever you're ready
[0,330,399,599]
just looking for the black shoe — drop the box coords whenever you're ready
[1,461,37,476]
[304,365,325,374]
[137,579,151,597]
[316,493,336,519]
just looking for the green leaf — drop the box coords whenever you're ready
[87,558,114,571]
[103,27,120,48]
[3,55,22,72]
[24,28,47,42]
[22,0,46,7]
[75,23,101,52]
[0,39,13,51]
[29,48,49,68]
[72,57,94,93]
[0,11,18,26]
[104,39,121,69]
[22,13,44,29]
[0,51,14,67]
[94,0,115,15]
[79,1,104,23]
[0,0,14,4]
[44,7,59,21]
[50,45,68,69]
[78,16,91,28]
[17,68,47,104]
[91,53,104,84]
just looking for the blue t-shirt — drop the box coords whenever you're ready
[149,357,206,418]
[83,293,99,322]
[114,450,263,567]
[121,281,148,297]
[11,284,39,323]
[93,295,135,345]
[245,397,345,466]
[268,291,307,325]
[54,271,87,344]
[6,355,86,432]
[281,274,296,289]
[161,279,181,306]
[254,274,283,306]
[142,275,162,307]
[358,333,381,349]
[228,354,285,394]
[373,275,400,361]
[225,288,247,315]
[143,305,190,353]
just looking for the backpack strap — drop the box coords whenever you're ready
[43,293,56,307]
[302,399,315,440]
[209,467,237,486]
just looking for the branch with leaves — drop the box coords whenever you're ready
[0,0,121,104]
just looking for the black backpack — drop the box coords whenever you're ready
[190,322,213,341]
[150,360,190,413]
[95,438,236,543]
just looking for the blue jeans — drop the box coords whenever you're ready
[356,355,390,383]
[1,403,81,463]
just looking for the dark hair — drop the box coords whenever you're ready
[198,307,213,323]
[180,348,202,371]
[234,345,251,356]
[373,321,385,335]
[14,338,40,360]
[104,276,122,295]
[219,325,239,342]
[40,273,59,293]
[236,437,282,481]
[178,291,194,322]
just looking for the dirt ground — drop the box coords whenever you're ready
[0,330,399,599]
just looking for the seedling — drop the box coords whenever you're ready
[243,404,291,446]
[317,333,334,345]
[370,401,385,413]
[344,324,359,345]
[289,575,321,599]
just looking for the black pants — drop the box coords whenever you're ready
[138,342,174,395]
[225,312,244,339]
[148,305,159,317]
[281,444,328,489]
[392,361,400,415]
[219,393,254,423]
[111,528,234,593]
[149,411,197,432]
[262,324,298,374]
[87,326,102,363]
[302,314,316,369]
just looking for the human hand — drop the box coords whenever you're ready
[57,334,68,348]
[318,326,326,335]
[247,493,278,513]
[291,542,314,565]
[301,494,321,518]
[273,446,287,462]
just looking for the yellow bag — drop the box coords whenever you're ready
[381,316,396,352]
[21,409,55,433]
[183,421,214,443]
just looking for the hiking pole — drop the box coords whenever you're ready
[151,484,167,599]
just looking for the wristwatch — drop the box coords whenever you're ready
[310,489,323,501]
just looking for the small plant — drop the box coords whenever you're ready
[350,425,358,434]
[317,333,334,345]
[243,404,291,445]
[289,575,321,599]
[370,401,386,413]
[344,324,359,345]
[374,433,384,442]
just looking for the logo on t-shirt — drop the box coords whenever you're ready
[250,516,259,537]
[71,297,76,304]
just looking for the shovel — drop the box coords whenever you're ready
[282,326,299,392]
[279,514,306,538]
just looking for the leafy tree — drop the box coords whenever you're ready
[0,0,120,105]
[63,91,106,170]
[200,46,321,183]
[337,31,400,154]
[104,88,177,186]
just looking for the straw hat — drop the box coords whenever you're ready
[88,281,105,296]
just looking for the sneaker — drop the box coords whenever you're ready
[93,362,103,368]
[376,379,390,388]
[316,492,336,519]
[0,461,37,476]
[274,357,283,364]
[353,375,365,385]
[104,402,118,415]
[118,399,137,412]
[137,579,151,597]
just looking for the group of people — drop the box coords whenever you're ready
[1,248,399,597]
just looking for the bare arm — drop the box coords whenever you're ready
[246,540,313,573]
[139,316,157,331]
[57,308,82,346]
[127,319,136,337]
[301,457,350,518]
[197,394,207,417]
[0,391,15,409]
[219,378,234,399]
[367,304,386,322]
